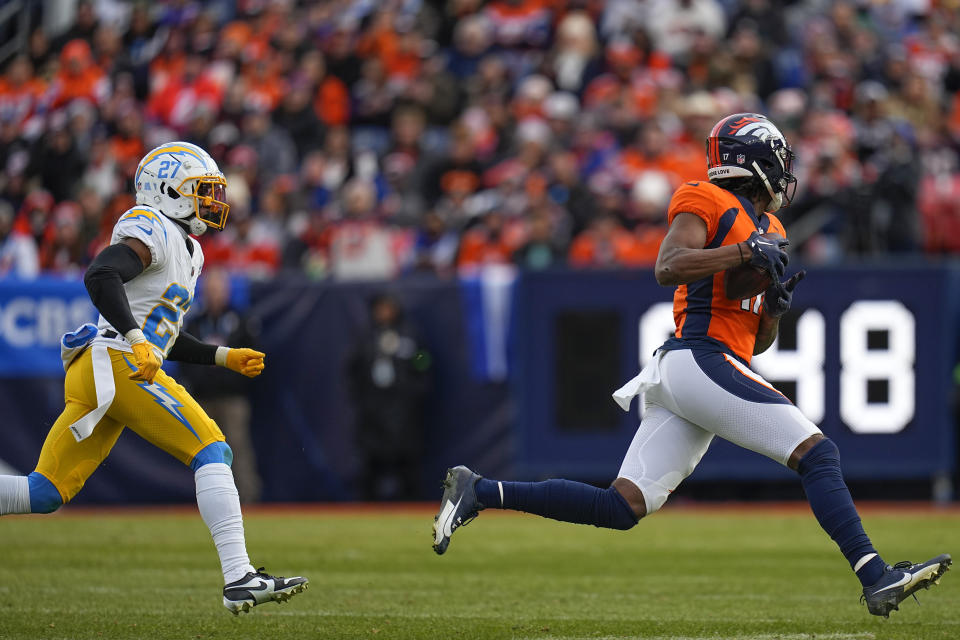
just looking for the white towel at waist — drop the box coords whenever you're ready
[612,349,665,412]
[59,324,119,443]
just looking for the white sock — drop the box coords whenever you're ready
[195,464,256,584]
[0,476,30,515]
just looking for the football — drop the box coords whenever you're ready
[724,263,773,300]
[724,233,786,300]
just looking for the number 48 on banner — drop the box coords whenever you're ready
[638,300,916,434]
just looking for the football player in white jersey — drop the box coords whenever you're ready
[0,142,307,614]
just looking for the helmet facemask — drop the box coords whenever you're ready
[753,140,796,213]
[189,177,230,231]
[162,174,229,235]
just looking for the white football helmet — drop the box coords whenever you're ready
[134,141,229,235]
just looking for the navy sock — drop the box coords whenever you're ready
[475,477,638,530]
[798,439,885,586]
[475,477,501,508]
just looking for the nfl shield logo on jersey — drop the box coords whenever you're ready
[736,154,746,164]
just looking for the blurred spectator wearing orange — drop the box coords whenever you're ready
[2,0,957,282]
[51,40,109,109]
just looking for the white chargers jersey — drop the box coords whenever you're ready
[94,206,204,357]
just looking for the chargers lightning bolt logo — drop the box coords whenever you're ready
[121,209,167,242]
[123,356,200,441]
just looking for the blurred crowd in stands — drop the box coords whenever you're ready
[2,0,960,280]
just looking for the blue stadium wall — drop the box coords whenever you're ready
[0,264,957,503]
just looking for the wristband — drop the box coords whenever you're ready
[124,328,147,345]
[215,346,230,367]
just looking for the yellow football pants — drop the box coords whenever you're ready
[34,347,225,503]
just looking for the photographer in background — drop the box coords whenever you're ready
[347,293,431,501]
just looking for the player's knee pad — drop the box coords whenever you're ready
[189,441,234,471]
[598,486,639,531]
[27,472,63,514]
[797,438,841,477]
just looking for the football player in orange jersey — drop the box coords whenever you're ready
[432,113,950,617]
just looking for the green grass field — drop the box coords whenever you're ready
[0,505,956,640]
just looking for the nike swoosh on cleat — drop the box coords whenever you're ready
[225,580,269,594]
[873,573,912,594]
[906,565,941,588]
[435,497,462,543]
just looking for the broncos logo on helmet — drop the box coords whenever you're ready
[706,113,796,212]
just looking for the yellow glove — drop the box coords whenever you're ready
[218,347,266,378]
[125,330,163,383]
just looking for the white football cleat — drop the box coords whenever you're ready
[222,567,308,615]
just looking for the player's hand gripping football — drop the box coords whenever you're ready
[223,348,266,378]
[762,270,806,318]
[744,231,789,280]
[126,333,163,383]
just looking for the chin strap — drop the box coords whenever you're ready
[189,217,208,235]
[765,192,783,213]
[752,160,783,212]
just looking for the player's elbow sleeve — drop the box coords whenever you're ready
[84,244,146,335]
[86,243,145,292]
[83,263,114,302]
[167,331,218,365]
[84,265,135,331]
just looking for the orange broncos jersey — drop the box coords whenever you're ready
[666,180,786,364]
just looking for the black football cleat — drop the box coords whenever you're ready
[222,567,308,614]
[432,465,484,555]
[861,554,951,617]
